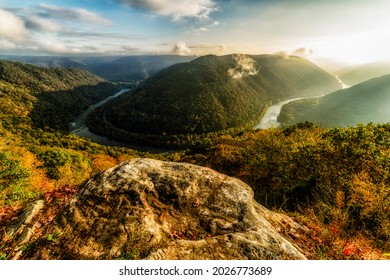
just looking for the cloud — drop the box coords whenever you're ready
[0,39,16,50]
[0,8,28,41]
[189,43,226,55]
[170,42,226,56]
[121,45,141,52]
[116,0,216,20]
[58,31,128,39]
[39,40,82,54]
[188,26,209,35]
[24,16,63,32]
[36,4,112,25]
[292,47,314,57]
[228,54,259,79]
[172,42,192,55]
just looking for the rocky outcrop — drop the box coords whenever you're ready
[29,158,307,260]
[6,200,45,260]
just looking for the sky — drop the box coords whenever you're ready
[0,0,389,67]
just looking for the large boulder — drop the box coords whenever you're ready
[29,158,306,260]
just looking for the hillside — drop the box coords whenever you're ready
[88,54,340,138]
[279,74,390,127]
[337,60,390,85]
[0,59,117,131]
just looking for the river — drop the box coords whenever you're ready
[69,89,173,153]
[253,97,305,129]
[70,78,350,149]
[254,77,350,129]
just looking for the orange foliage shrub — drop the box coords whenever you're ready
[91,154,118,174]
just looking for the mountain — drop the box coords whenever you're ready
[90,54,341,137]
[0,55,87,69]
[0,59,117,131]
[278,74,390,127]
[10,158,306,260]
[337,60,390,85]
[0,55,195,81]
[87,55,196,81]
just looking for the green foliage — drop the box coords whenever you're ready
[0,152,29,187]
[46,231,63,243]
[0,152,37,206]
[0,253,7,260]
[36,148,93,183]
[116,249,139,260]
[37,149,72,179]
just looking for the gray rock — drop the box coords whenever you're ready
[30,158,306,260]
[6,200,45,243]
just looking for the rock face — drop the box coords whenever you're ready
[30,158,306,260]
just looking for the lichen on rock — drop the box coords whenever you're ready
[29,158,306,260]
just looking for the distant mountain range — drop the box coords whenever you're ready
[337,60,390,85]
[0,55,195,81]
[279,74,390,127]
[89,54,341,136]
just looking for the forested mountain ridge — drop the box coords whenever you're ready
[279,74,390,127]
[337,60,390,85]
[92,54,341,137]
[0,59,118,131]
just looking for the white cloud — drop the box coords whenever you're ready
[37,4,112,25]
[0,8,28,41]
[188,27,209,35]
[116,0,216,20]
[172,42,192,55]
[39,40,82,54]
[228,54,259,79]
[171,42,226,56]
[0,39,16,50]
[189,43,226,55]
[24,16,63,32]
[292,47,314,57]
[121,45,140,52]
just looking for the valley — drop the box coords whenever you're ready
[85,54,340,144]
[69,88,175,153]
[255,76,350,129]
[0,54,389,261]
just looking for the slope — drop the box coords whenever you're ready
[0,59,117,131]
[279,74,390,127]
[337,60,390,85]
